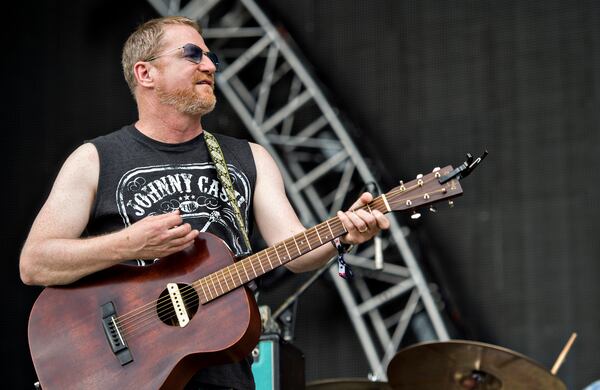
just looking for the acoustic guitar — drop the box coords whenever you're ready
[28,162,475,389]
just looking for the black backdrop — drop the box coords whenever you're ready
[5,0,600,389]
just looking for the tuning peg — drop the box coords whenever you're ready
[416,174,424,186]
[429,206,437,213]
[432,167,441,178]
[448,200,454,208]
[411,210,422,219]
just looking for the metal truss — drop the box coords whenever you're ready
[147,0,449,380]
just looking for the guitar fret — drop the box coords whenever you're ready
[322,224,331,241]
[282,242,291,260]
[315,227,323,244]
[249,258,257,277]
[336,219,343,233]
[259,252,275,269]
[234,263,242,285]
[199,280,209,301]
[207,280,215,300]
[257,254,266,273]
[241,262,250,282]
[370,200,378,212]
[264,251,274,269]
[273,247,283,264]
[325,220,334,238]
[303,231,312,250]
[381,193,391,212]
[292,235,301,256]
[226,267,234,289]
[216,269,225,295]
[210,276,218,297]
[217,274,225,295]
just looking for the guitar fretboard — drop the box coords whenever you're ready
[194,196,390,303]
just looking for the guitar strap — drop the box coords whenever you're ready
[204,131,253,253]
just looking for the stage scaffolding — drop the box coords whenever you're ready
[146,0,450,379]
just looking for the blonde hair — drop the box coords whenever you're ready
[121,16,201,96]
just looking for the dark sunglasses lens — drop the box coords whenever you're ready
[182,44,202,63]
[182,44,220,71]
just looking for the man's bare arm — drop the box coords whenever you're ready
[250,143,389,273]
[19,143,199,286]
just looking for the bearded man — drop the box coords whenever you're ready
[20,16,389,389]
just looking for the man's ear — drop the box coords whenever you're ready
[133,61,155,88]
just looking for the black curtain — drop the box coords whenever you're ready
[260,1,600,388]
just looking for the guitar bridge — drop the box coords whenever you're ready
[101,301,133,366]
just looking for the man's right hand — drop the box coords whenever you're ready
[119,210,200,260]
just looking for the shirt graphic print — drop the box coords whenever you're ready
[116,162,252,257]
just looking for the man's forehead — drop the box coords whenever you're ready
[162,24,208,50]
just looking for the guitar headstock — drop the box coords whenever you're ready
[384,166,463,216]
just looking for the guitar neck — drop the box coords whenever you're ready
[195,196,391,303]
[195,165,464,304]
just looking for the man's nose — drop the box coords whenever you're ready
[199,54,217,73]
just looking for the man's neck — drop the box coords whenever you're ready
[135,99,204,144]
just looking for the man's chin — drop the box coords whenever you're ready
[156,86,216,116]
[185,98,216,116]
[192,105,216,116]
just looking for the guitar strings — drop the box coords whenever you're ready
[118,220,347,337]
[119,178,443,337]
[115,174,448,338]
[122,226,329,336]
[118,178,443,337]
[116,243,287,330]
[119,220,346,336]
[116,217,345,331]
[118,221,345,337]
[115,243,268,326]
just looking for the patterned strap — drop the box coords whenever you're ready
[204,131,253,252]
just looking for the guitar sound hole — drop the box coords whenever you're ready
[157,283,200,326]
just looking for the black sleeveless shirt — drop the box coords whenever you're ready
[87,124,257,390]
[87,124,255,260]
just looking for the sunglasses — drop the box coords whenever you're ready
[147,43,220,71]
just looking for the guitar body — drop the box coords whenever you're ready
[27,233,261,390]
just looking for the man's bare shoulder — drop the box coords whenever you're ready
[71,142,99,164]
[56,143,99,188]
[248,141,265,153]
[249,142,273,165]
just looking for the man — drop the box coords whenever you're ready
[20,16,389,389]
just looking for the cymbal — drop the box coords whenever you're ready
[387,340,566,390]
[307,378,392,390]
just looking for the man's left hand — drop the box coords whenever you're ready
[337,192,390,245]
